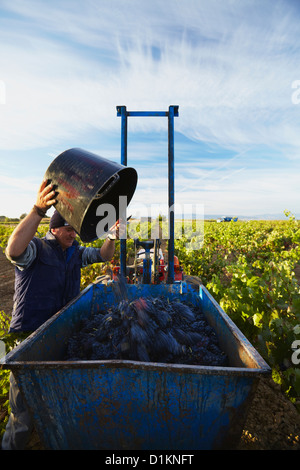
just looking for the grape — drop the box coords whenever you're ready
[65,296,228,367]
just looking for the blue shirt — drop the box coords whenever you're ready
[6,231,103,332]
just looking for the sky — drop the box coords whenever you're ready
[0,0,300,219]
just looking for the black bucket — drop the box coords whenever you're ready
[44,148,138,242]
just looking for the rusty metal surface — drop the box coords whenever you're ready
[1,282,271,450]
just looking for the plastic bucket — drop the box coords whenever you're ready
[44,148,138,242]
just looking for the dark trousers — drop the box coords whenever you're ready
[1,373,33,450]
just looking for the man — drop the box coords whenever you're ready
[2,179,119,449]
[5,179,118,333]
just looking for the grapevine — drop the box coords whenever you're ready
[175,216,300,408]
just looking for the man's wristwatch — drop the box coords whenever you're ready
[107,233,116,240]
[33,205,47,217]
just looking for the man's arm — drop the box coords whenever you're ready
[6,179,56,259]
[100,219,121,261]
[100,237,116,261]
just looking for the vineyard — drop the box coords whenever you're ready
[0,214,300,448]
[176,215,300,407]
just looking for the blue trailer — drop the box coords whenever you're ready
[1,281,270,450]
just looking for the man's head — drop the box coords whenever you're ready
[49,210,77,250]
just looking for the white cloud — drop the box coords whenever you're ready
[1,0,299,152]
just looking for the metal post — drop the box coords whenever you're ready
[117,105,178,283]
[167,106,176,283]
[117,106,127,277]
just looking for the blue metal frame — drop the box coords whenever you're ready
[117,105,179,283]
[1,281,271,450]
[118,106,128,274]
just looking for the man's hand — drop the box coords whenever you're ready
[100,219,122,261]
[36,179,57,213]
[107,219,121,240]
[6,179,57,259]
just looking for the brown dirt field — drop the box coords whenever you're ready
[0,250,299,450]
[0,250,15,316]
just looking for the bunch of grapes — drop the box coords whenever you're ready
[65,297,228,367]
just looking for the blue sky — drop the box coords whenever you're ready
[0,0,300,218]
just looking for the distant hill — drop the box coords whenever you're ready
[202,213,300,221]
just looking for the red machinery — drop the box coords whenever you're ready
[112,238,183,284]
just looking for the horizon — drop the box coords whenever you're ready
[0,1,299,218]
[1,210,297,222]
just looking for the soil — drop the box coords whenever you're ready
[0,250,299,450]
[0,249,15,317]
